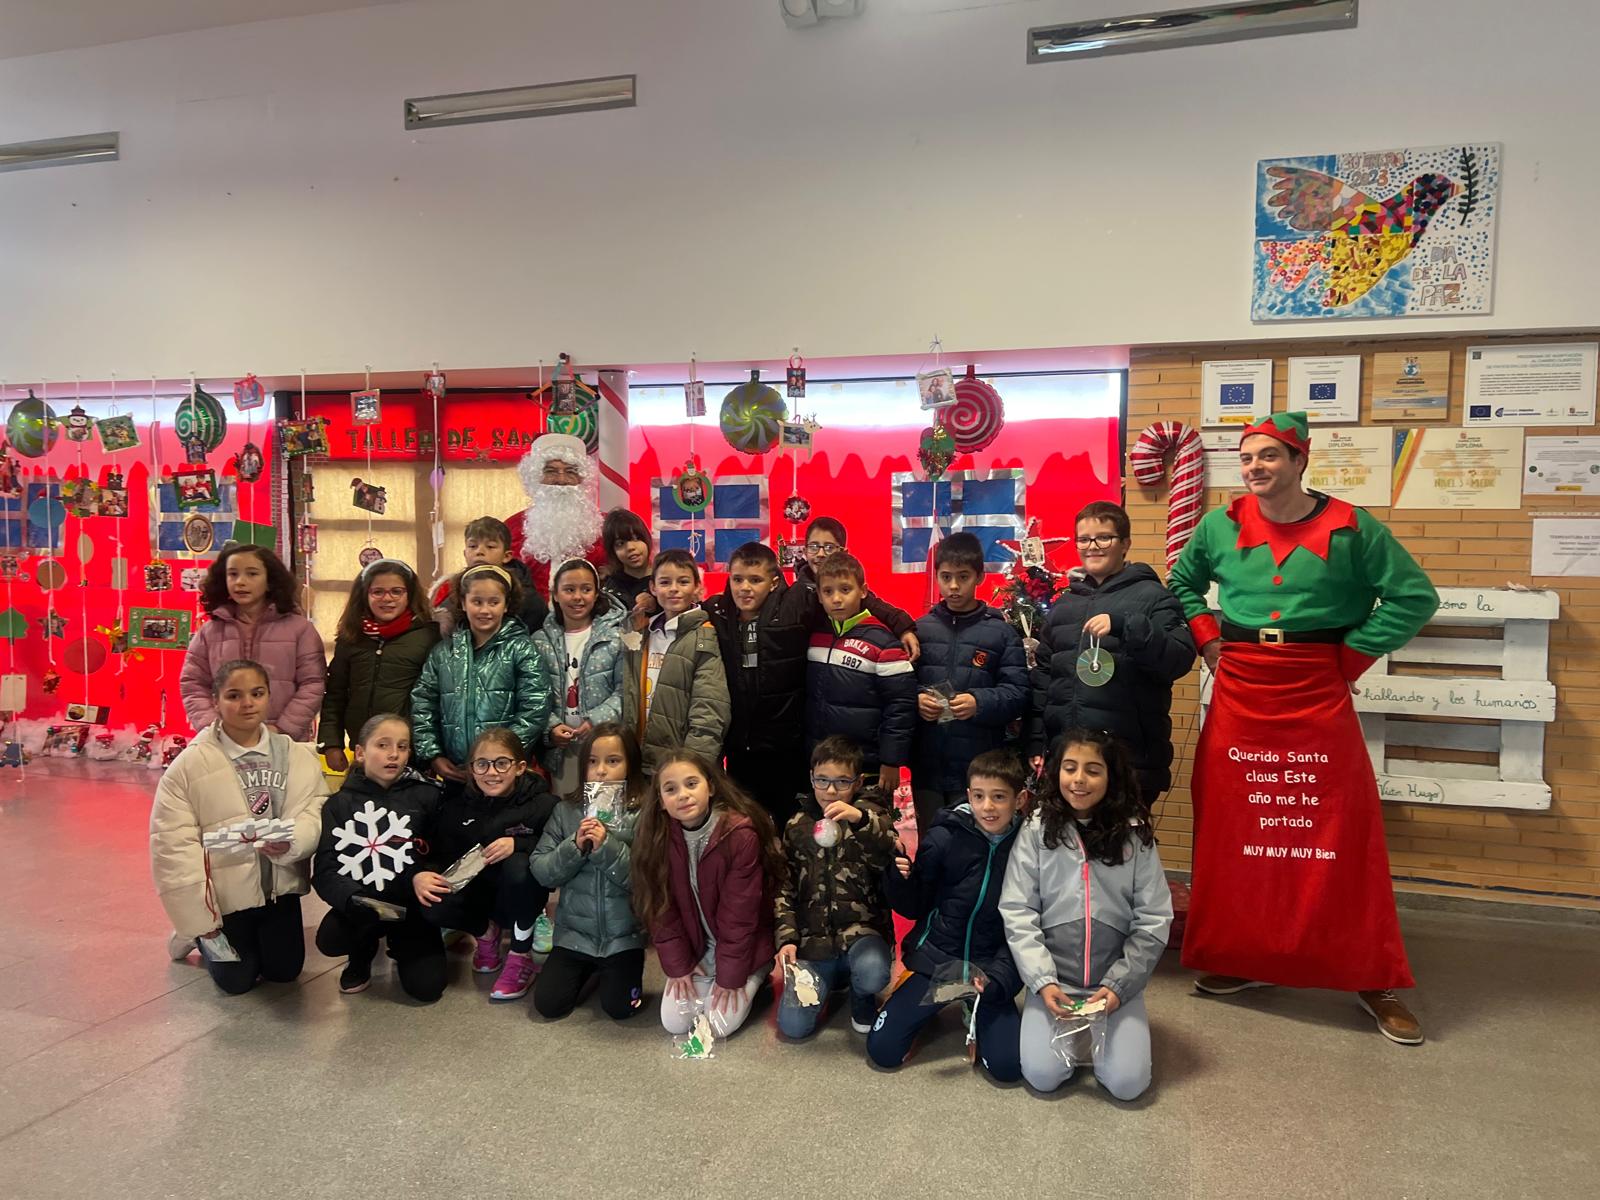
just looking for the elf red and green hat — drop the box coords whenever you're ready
[1239,411,1311,454]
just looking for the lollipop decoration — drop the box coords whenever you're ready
[946,366,1005,453]
[548,400,599,455]
[175,385,227,455]
[720,369,784,454]
[1129,420,1204,568]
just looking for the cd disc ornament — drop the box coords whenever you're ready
[720,369,784,454]
[7,392,59,459]
[946,366,1005,453]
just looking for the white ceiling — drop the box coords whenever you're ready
[0,0,408,61]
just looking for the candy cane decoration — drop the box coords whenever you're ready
[1129,420,1204,569]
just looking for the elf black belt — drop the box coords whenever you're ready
[1220,620,1349,646]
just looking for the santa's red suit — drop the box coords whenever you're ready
[503,432,609,601]
[504,509,606,600]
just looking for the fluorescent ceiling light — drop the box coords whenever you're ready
[0,132,119,174]
[1028,0,1357,63]
[405,75,637,130]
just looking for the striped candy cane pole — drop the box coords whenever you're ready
[596,370,631,511]
[1129,420,1204,569]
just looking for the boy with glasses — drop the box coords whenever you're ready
[774,736,897,1038]
[1027,501,1196,804]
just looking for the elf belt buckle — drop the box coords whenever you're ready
[1260,627,1285,645]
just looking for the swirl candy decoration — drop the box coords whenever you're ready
[719,369,784,454]
[1129,420,1204,569]
[548,401,599,455]
[947,367,1005,453]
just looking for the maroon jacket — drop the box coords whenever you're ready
[652,810,777,990]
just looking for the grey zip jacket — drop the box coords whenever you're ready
[999,813,1173,1003]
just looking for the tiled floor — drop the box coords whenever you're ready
[2,764,1596,1198]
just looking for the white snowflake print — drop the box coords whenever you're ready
[331,800,415,892]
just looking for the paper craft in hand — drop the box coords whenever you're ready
[203,816,297,853]
[924,960,986,1005]
[442,845,488,891]
[583,780,626,825]
[922,680,957,724]
[671,1004,717,1061]
[352,895,408,922]
[785,960,822,1009]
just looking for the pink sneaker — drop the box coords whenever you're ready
[472,921,503,973]
[489,951,539,1001]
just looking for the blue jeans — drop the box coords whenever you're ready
[866,970,1022,1082]
[777,935,893,1039]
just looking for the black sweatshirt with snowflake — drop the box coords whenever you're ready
[422,772,557,870]
[313,767,442,916]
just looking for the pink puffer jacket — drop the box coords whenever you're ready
[178,604,327,741]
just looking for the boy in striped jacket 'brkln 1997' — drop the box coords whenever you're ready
[804,552,918,794]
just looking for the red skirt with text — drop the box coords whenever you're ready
[1182,641,1414,991]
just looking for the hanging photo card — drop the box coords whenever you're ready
[278,418,330,458]
[684,380,706,418]
[1393,426,1523,509]
[1524,437,1600,496]
[917,369,957,410]
[1371,351,1451,420]
[1463,343,1598,427]
[1287,356,1362,423]
[350,389,382,426]
[1303,426,1393,507]
[173,468,220,510]
[128,607,192,650]
[1200,360,1273,427]
[96,414,140,453]
[350,478,388,515]
[233,375,267,411]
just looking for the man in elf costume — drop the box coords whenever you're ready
[1167,411,1438,1044]
[503,433,608,600]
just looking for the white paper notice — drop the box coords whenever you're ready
[1524,437,1600,495]
[1304,427,1392,506]
[1288,356,1362,424]
[1201,430,1245,490]
[1531,518,1600,577]
[1463,343,1598,427]
[1201,360,1273,428]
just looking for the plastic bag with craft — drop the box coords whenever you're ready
[669,993,717,1061]
[1050,995,1109,1069]
[922,958,987,1006]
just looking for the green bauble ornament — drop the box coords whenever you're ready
[174,387,227,454]
[6,393,59,459]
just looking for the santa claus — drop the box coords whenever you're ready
[503,432,608,599]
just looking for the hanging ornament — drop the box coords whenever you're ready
[550,353,580,414]
[786,353,807,399]
[95,414,140,454]
[351,478,388,515]
[36,559,68,591]
[780,420,814,453]
[295,472,316,504]
[143,562,173,591]
[673,461,713,513]
[232,441,265,483]
[278,417,330,458]
[917,368,958,411]
[182,514,215,556]
[358,545,384,568]
[917,424,956,481]
[232,374,267,411]
[180,435,210,464]
[351,389,382,425]
[778,537,805,569]
[175,386,227,454]
[298,524,319,554]
[0,447,19,498]
[0,555,18,581]
[547,400,600,455]
[97,469,128,517]
[60,478,100,518]
[41,666,63,694]
[95,622,130,656]
[62,637,108,675]
[946,366,1006,453]
[179,566,207,592]
[63,404,94,443]
[7,392,59,458]
[0,609,26,639]
[720,369,784,454]
[782,494,812,524]
[173,467,220,510]
[1076,636,1116,687]
[423,370,447,403]
[39,611,68,639]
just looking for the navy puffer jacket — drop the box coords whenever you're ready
[804,611,918,771]
[912,602,1029,793]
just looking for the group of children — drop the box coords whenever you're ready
[155,501,1187,1099]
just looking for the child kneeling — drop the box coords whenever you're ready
[775,736,896,1038]
[999,729,1172,1101]
[868,750,1026,1082]
[633,750,785,1040]
[313,714,446,1001]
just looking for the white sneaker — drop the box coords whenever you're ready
[532,914,554,955]
[167,930,196,961]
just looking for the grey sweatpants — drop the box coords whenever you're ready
[1018,989,1151,1101]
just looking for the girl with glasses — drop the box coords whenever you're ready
[412,727,558,1003]
[319,559,441,773]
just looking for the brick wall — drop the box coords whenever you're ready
[1127,334,1600,910]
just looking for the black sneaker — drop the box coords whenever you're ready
[339,957,373,994]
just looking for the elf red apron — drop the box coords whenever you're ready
[1183,641,1413,991]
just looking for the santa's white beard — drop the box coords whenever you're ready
[521,482,601,565]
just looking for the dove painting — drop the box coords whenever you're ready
[1252,143,1499,321]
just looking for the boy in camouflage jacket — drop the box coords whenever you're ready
[774,735,898,1039]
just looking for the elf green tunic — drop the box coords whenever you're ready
[1166,493,1438,990]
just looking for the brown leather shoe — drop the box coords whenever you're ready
[1194,974,1274,996]
[1358,990,1424,1044]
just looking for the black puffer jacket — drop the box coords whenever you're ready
[319,620,442,754]
[912,602,1029,793]
[1027,563,1196,798]
[804,612,919,772]
[706,576,914,760]
[313,767,442,914]
[424,772,557,869]
[883,804,1022,998]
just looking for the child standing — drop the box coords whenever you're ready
[708,541,916,830]
[532,558,627,795]
[411,563,552,784]
[312,714,447,1001]
[432,516,550,638]
[412,727,558,1002]
[319,559,441,771]
[531,722,649,1021]
[792,515,848,589]
[600,508,656,628]
[999,728,1173,1101]
[632,750,785,1040]
[179,544,325,741]
[620,549,730,776]
[912,532,1029,833]
[152,659,329,994]
[869,750,1025,1082]
[774,736,896,1039]
[806,551,918,795]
